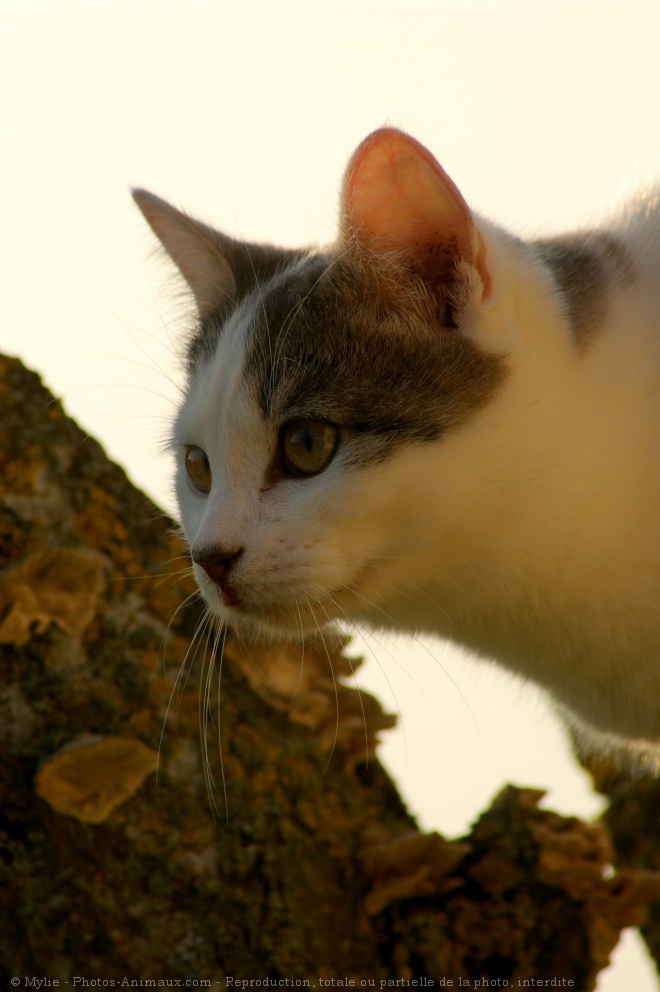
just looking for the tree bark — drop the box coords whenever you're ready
[579,752,660,981]
[1,354,659,990]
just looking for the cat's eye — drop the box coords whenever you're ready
[184,445,212,494]
[281,419,339,477]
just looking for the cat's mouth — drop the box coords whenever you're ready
[218,581,242,609]
[202,565,375,638]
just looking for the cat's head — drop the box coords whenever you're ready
[134,128,508,639]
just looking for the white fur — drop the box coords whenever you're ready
[172,194,660,755]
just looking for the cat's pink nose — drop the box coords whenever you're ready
[193,546,242,583]
[192,546,243,606]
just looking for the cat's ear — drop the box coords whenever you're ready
[132,189,237,318]
[341,128,491,303]
[133,189,306,319]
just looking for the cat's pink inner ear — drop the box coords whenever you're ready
[343,129,490,299]
[132,189,236,316]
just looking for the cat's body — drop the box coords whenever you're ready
[134,128,660,755]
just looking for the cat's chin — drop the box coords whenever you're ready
[202,593,350,641]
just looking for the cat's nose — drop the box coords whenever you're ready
[192,546,243,587]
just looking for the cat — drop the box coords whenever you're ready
[133,127,660,763]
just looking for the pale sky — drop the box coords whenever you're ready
[3,2,660,988]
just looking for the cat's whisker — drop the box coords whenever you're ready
[63,295,184,395]
[199,613,231,822]
[112,566,188,584]
[285,602,307,715]
[214,621,230,822]
[334,597,422,702]
[160,588,207,679]
[205,619,230,822]
[156,591,210,784]
[64,357,180,403]
[135,568,195,595]
[277,552,462,633]
[150,552,194,571]
[112,274,191,370]
[306,597,342,773]
[320,595,392,771]
[88,382,180,410]
[346,586,483,742]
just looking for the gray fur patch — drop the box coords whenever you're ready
[238,252,508,468]
[534,232,635,347]
[186,242,308,373]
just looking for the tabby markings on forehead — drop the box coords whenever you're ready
[243,253,508,466]
[534,232,636,348]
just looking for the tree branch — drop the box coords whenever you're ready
[1,354,658,989]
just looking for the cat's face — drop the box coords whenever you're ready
[171,251,504,638]
[134,128,507,639]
